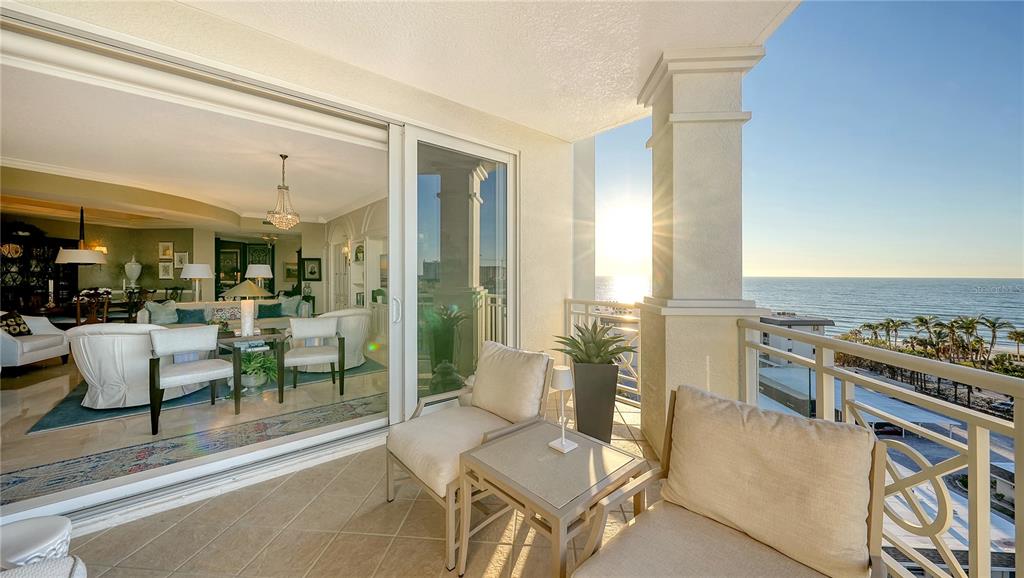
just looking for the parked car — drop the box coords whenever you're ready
[990,400,1014,415]
[872,422,904,436]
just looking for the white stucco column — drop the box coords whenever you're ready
[638,48,770,456]
[572,137,596,300]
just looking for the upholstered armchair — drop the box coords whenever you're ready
[386,341,553,571]
[284,317,345,395]
[0,313,69,368]
[298,309,371,372]
[573,385,886,578]
[149,325,233,434]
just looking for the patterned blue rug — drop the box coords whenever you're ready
[2,393,387,505]
[28,358,387,434]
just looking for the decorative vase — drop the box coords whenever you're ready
[124,256,142,288]
[241,373,268,388]
[572,362,620,443]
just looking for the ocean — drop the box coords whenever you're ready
[594,276,1024,347]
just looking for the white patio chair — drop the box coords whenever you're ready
[574,384,886,578]
[284,317,345,395]
[386,341,553,571]
[149,325,233,435]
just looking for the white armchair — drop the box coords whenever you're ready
[67,324,205,409]
[386,341,552,571]
[284,317,344,396]
[573,385,886,578]
[0,313,69,369]
[298,309,371,372]
[149,325,234,435]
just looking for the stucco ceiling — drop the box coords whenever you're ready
[181,1,796,141]
[0,65,388,223]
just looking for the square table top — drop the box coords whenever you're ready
[464,421,641,512]
[217,329,289,350]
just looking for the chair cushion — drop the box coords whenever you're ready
[662,385,874,578]
[144,300,178,324]
[17,334,65,353]
[0,312,32,337]
[258,303,283,319]
[176,308,206,324]
[575,501,826,578]
[471,341,549,423]
[284,346,337,367]
[388,405,510,497]
[0,556,87,578]
[158,358,233,389]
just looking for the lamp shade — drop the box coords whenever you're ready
[180,263,213,279]
[55,248,107,265]
[551,365,574,391]
[245,264,274,279]
[220,279,272,299]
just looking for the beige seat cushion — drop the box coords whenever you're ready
[159,359,233,389]
[575,501,826,578]
[284,345,337,367]
[662,385,874,577]
[387,405,510,497]
[470,341,549,423]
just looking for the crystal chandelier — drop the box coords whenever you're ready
[266,153,300,230]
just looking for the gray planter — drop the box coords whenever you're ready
[572,362,619,442]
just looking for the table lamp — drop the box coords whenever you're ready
[245,264,274,289]
[548,365,578,453]
[220,280,273,337]
[180,264,213,302]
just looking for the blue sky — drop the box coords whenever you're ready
[596,1,1023,279]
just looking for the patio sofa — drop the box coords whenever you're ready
[136,297,311,330]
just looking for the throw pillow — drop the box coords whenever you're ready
[471,341,550,423]
[258,303,283,319]
[279,295,302,317]
[211,304,242,322]
[0,312,32,336]
[144,300,178,325]
[176,308,206,324]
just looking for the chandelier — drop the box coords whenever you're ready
[266,153,300,230]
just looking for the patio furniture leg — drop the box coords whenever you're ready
[232,347,242,415]
[148,358,163,435]
[451,478,463,573]
[330,362,336,384]
[553,519,569,578]
[386,449,396,503]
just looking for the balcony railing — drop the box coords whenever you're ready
[739,318,1024,577]
[483,294,506,343]
[564,299,641,407]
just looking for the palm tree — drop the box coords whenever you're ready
[912,315,937,344]
[933,320,957,363]
[890,319,909,348]
[1009,329,1024,360]
[881,318,896,347]
[860,322,881,341]
[954,316,980,365]
[980,316,1015,370]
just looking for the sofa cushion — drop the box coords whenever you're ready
[144,300,178,324]
[575,501,826,578]
[176,308,206,324]
[279,295,302,317]
[662,385,874,578]
[471,341,549,423]
[211,304,242,323]
[0,312,32,337]
[258,303,283,319]
[18,334,65,353]
[388,405,510,497]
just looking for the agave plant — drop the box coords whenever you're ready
[555,321,636,365]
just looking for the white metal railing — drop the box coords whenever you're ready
[739,318,1024,577]
[564,299,641,407]
[483,294,506,343]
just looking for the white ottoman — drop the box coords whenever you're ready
[0,517,72,570]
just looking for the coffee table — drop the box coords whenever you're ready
[217,330,289,415]
[457,420,647,577]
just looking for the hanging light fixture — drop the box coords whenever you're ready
[55,207,107,265]
[266,153,300,230]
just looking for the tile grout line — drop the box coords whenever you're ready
[367,474,421,578]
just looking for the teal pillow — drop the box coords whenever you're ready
[176,308,206,324]
[258,303,283,319]
[144,300,178,325]
[279,295,302,317]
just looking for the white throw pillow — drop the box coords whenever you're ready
[144,300,178,324]
[471,341,549,423]
[279,295,302,317]
[662,385,875,578]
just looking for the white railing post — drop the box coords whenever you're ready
[815,345,836,421]
[841,380,855,424]
[740,328,759,404]
[967,424,991,577]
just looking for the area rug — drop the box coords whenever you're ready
[27,358,387,434]
[2,393,387,505]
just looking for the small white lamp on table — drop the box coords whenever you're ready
[245,264,274,289]
[548,365,578,453]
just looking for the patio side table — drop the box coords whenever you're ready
[457,420,647,578]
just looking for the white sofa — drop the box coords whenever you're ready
[66,324,205,409]
[0,313,69,369]
[299,309,372,372]
[136,298,311,330]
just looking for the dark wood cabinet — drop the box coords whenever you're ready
[1,222,78,312]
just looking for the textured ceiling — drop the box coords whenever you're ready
[0,66,388,222]
[182,1,796,141]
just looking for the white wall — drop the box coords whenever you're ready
[25,1,574,352]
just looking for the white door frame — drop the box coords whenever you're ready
[398,126,519,421]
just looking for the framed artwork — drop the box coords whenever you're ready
[158,262,174,280]
[301,258,322,281]
[173,252,189,268]
[285,262,299,281]
[157,242,174,260]
[218,249,240,284]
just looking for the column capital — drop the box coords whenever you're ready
[638,46,765,107]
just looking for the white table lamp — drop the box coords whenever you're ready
[180,263,213,302]
[245,264,274,288]
[549,365,578,453]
